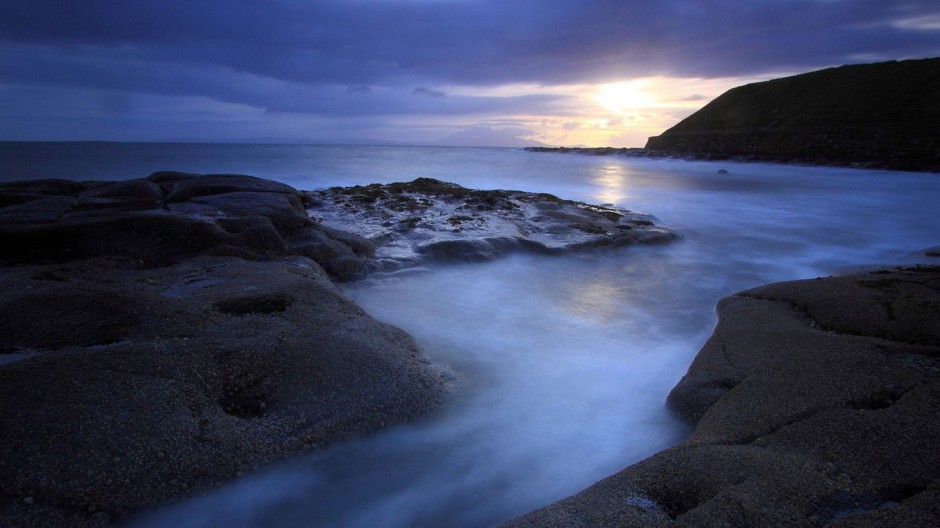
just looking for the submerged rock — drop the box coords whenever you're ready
[306,178,677,271]
[0,174,448,527]
[503,267,940,527]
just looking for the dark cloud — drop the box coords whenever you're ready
[1,0,938,143]
[4,0,938,88]
[412,87,446,98]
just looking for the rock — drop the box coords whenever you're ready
[157,172,297,203]
[0,174,449,528]
[502,267,940,527]
[306,178,677,270]
[82,179,164,204]
[0,173,362,278]
[418,237,555,262]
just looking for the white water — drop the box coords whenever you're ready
[3,144,937,526]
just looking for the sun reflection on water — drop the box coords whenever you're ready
[590,163,634,205]
[562,279,624,323]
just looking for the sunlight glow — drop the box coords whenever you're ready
[593,80,657,115]
[426,74,782,148]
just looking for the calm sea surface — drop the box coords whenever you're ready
[3,142,938,527]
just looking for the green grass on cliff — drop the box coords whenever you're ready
[662,58,940,135]
[645,58,940,170]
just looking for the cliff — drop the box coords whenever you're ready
[645,58,940,171]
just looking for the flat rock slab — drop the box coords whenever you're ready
[0,174,448,527]
[503,267,940,527]
[306,178,677,271]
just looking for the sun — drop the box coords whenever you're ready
[593,80,657,115]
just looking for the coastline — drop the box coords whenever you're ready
[524,146,940,173]
[503,265,940,527]
[0,174,451,527]
[0,172,678,527]
[2,170,938,526]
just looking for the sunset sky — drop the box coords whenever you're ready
[1,1,938,147]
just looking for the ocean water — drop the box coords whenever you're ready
[2,143,939,526]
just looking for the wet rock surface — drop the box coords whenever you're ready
[0,173,448,527]
[306,178,677,271]
[503,267,940,527]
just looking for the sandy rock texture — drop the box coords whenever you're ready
[503,267,940,527]
[307,178,677,271]
[0,173,448,527]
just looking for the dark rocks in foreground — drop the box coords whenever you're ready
[0,173,449,527]
[503,267,940,527]
[0,172,378,280]
[0,172,673,527]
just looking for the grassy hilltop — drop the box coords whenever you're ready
[646,57,940,171]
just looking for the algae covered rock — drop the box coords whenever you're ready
[307,178,677,270]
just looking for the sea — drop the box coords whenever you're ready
[2,142,938,527]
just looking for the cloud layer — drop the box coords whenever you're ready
[2,0,938,145]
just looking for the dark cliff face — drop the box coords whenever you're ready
[646,58,940,171]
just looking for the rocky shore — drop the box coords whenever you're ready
[0,173,453,527]
[502,265,940,527]
[0,173,677,527]
[525,145,940,172]
[306,178,676,273]
[4,171,937,527]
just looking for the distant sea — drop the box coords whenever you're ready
[1,141,553,191]
[4,141,940,528]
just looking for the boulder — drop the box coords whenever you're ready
[0,174,449,528]
[0,173,364,278]
[307,178,677,269]
[503,267,940,527]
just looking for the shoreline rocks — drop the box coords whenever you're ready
[0,173,449,527]
[0,172,674,527]
[524,146,940,173]
[306,178,677,273]
[502,266,940,527]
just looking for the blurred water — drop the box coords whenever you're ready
[3,143,937,526]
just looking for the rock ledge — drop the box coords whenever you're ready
[0,173,449,528]
[307,178,677,272]
[503,267,940,527]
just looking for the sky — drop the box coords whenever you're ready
[1,1,938,147]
